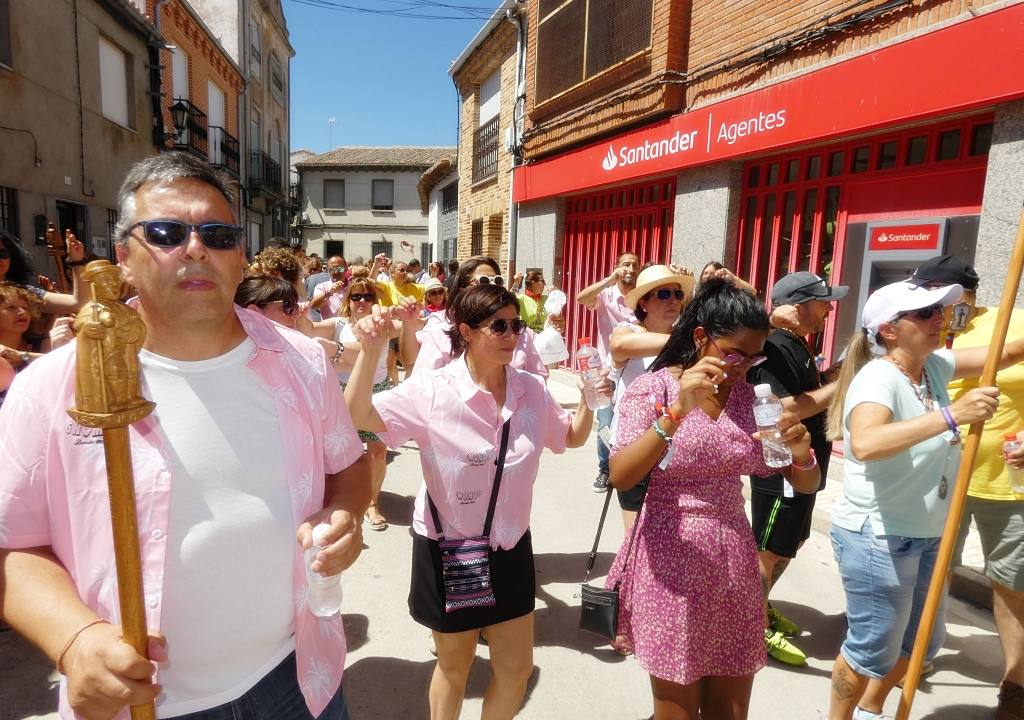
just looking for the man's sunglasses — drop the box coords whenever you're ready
[706,334,767,367]
[895,304,943,321]
[476,275,505,287]
[263,299,298,316]
[650,288,686,302]
[474,318,527,336]
[124,220,244,250]
[329,267,346,275]
[349,292,376,303]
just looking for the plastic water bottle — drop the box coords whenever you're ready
[752,384,793,468]
[1002,434,1024,498]
[576,336,611,411]
[305,523,343,617]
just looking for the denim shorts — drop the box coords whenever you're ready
[830,519,947,679]
[168,651,349,720]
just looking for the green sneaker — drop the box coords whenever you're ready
[765,629,806,666]
[767,606,800,636]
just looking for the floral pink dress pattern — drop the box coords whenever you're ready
[606,367,773,685]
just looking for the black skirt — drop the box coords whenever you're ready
[616,476,649,512]
[409,529,536,633]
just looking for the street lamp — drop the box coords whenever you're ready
[170,99,190,143]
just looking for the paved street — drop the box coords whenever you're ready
[0,371,1007,720]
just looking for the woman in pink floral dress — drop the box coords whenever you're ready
[608,279,821,719]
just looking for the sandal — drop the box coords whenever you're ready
[365,513,388,531]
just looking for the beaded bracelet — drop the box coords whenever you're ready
[791,448,817,471]
[651,418,673,444]
[937,405,962,444]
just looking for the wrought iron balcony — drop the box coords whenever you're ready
[472,115,500,184]
[169,98,208,158]
[209,127,239,176]
[248,151,282,195]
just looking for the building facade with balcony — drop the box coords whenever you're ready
[295,147,454,265]
[449,0,524,272]
[506,0,1024,362]
[187,0,294,255]
[0,0,162,269]
[417,158,458,266]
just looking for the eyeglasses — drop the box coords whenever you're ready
[896,304,943,321]
[706,334,767,367]
[328,267,346,275]
[426,289,445,297]
[475,275,505,287]
[349,292,375,303]
[651,288,686,302]
[264,298,298,316]
[474,318,527,336]
[124,220,244,250]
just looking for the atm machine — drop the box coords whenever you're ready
[856,218,950,319]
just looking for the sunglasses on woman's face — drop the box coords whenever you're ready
[264,299,298,316]
[349,292,375,303]
[651,288,686,302]
[706,334,767,367]
[124,220,244,250]
[895,304,943,322]
[475,318,527,336]
[426,289,445,297]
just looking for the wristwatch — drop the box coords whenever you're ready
[19,351,31,366]
[331,345,345,364]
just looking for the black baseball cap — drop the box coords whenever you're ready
[908,255,979,290]
[771,271,849,305]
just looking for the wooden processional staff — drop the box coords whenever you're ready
[67,260,156,720]
[896,205,1024,719]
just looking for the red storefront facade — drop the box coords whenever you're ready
[513,2,1024,358]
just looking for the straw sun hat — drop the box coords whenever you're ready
[624,265,696,311]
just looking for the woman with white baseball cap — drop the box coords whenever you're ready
[822,279,1024,720]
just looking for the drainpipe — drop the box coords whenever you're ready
[506,3,525,278]
[153,0,172,149]
[72,0,95,197]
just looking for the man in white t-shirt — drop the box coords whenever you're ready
[576,251,639,492]
[0,152,370,720]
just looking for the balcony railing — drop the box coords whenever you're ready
[209,126,239,176]
[248,151,282,195]
[170,98,208,158]
[472,115,500,184]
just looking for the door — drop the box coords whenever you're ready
[208,80,225,164]
[561,177,676,360]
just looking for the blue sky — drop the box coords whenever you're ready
[285,1,496,153]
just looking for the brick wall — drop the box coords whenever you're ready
[453,21,517,272]
[150,0,243,154]
[521,0,1004,161]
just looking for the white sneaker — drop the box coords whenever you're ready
[852,708,892,720]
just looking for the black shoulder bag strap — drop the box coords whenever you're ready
[427,417,513,541]
[583,385,666,586]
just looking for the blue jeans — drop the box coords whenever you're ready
[595,404,614,475]
[830,519,947,679]
[168,651,349,720]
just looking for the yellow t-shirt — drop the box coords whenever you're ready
[947,306,1024,500]
[376,280,424,307]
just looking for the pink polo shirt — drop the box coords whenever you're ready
[313,279,345,319]
[594,285,636,366]
[412,313,550,378]
[373,355,571,549]
[0,307,364,719]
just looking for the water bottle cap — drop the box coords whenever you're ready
[578,336,591,346]
[312,523,333,546]
[1005,433,1020,442]
[754,383,774,398]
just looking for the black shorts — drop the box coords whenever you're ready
[750,488,817,559]
[616,477,649,512]
[409,529,535,633]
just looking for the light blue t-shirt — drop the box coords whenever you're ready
[831,350,961,538]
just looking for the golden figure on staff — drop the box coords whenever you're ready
[68,260,154,428]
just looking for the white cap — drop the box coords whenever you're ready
[312,523,333,547]
[754,383,774,398]
[861,280,963,337]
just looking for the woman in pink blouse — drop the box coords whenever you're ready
[345,285,597,720]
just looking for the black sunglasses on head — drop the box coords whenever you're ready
[896,304,943,321]
[477,275,505,287]
[124,220,244,250]
[474,318,526,336]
